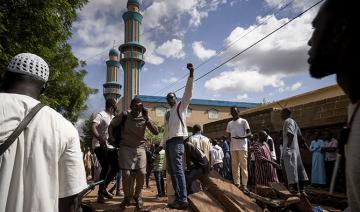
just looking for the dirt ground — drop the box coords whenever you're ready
[82,176,190,212]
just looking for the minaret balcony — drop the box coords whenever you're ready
[120,51,145,61]
[103,87,121,95]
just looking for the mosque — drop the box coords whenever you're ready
[102,0,345,130]
[102,0,258,127]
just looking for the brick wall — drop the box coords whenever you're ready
[203,95,350,176]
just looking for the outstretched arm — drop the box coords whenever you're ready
[143,107,159,135]
[180,63,194,109]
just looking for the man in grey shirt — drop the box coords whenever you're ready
[109,97,158,210]
[281,108,308,195]
[307,0,358,210]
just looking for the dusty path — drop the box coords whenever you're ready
[82,177,190,212]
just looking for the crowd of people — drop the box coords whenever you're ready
[0,1,359,211]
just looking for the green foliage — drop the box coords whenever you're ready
[0,0,96,123]
[81,113,95,149]
[145,125,164,145]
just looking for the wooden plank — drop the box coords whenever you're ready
[269,182,293,199]
[254,185,277,198]
[200,171,262,212]
[248,192,300,208]
[294,196,313,212]
[188,191,226,212]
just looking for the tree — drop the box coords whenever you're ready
[81,114,95,149]
[0,0,96,123]
[145,125,164,145]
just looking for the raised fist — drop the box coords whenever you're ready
[187,63,194,71]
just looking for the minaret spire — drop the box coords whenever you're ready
[119,0,146,110]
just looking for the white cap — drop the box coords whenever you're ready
[7,53,49,82]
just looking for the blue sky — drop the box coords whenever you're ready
[69,0,335,124]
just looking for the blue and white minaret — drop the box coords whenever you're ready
[119,0,146,110]
[103,48,122,100]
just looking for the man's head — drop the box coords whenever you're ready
[259,130,268,143]
[130,97,143,116]
[324,130,333,140]
[313,131,321,140]
[211,139,218,146]
[263,128,270,136]
[192,124,202,134]
[1,53,49,99]
[308,0,356,79]
[166,92,177,107]
[280,108,291,120]
[230,106,240,120]
[105,98,117,113]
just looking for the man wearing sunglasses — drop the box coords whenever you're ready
[162,63,194,209]
[109,97,158,210]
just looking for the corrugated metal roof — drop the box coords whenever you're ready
[138,95,259,108]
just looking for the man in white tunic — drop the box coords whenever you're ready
[0,53,87,212]
[281,108,308,194]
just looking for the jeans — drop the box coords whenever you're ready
[222,153,232,180]
[116,170,122,192]
[154,171,165,195]
[165,137,187,203]
[94,147,119,194]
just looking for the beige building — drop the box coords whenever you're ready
[137,95,258,128]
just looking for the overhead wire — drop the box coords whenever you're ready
[170,0,324,95]
[151,0,296,96]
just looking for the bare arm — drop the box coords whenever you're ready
[146,120,159,135]
[91,122,106,148]
[180,63,194,109]
[232,129,252,139]
[142,107,159,135]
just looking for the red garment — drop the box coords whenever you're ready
[252,142,279,186]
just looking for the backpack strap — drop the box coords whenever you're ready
[177,102,185,128]
[0,103,45,156]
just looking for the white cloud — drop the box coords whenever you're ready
[291,82,302,91]
[143,0,229,33]
[156,39,185,59]
[70,0,127,63]
[161,77,178,83]
[222,9,316,75]
[236,94,249,100]
[204,68,285,93]
[264,0,317,10]
[192,41,217,61]
[144,40,165,65]
[278,81,302,93]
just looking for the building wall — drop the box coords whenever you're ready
[142,102,249,127]
[203,95,349,139]
[203,94,350,177]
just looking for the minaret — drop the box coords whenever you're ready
[103,48,122,100]
[119,0,146,110]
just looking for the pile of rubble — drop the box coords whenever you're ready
[188,171,314,212]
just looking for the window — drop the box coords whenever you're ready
[186,108,192,118]
[155,106,167,117]
[208,109,219,119]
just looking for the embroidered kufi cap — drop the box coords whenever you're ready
[7,53,49,82]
